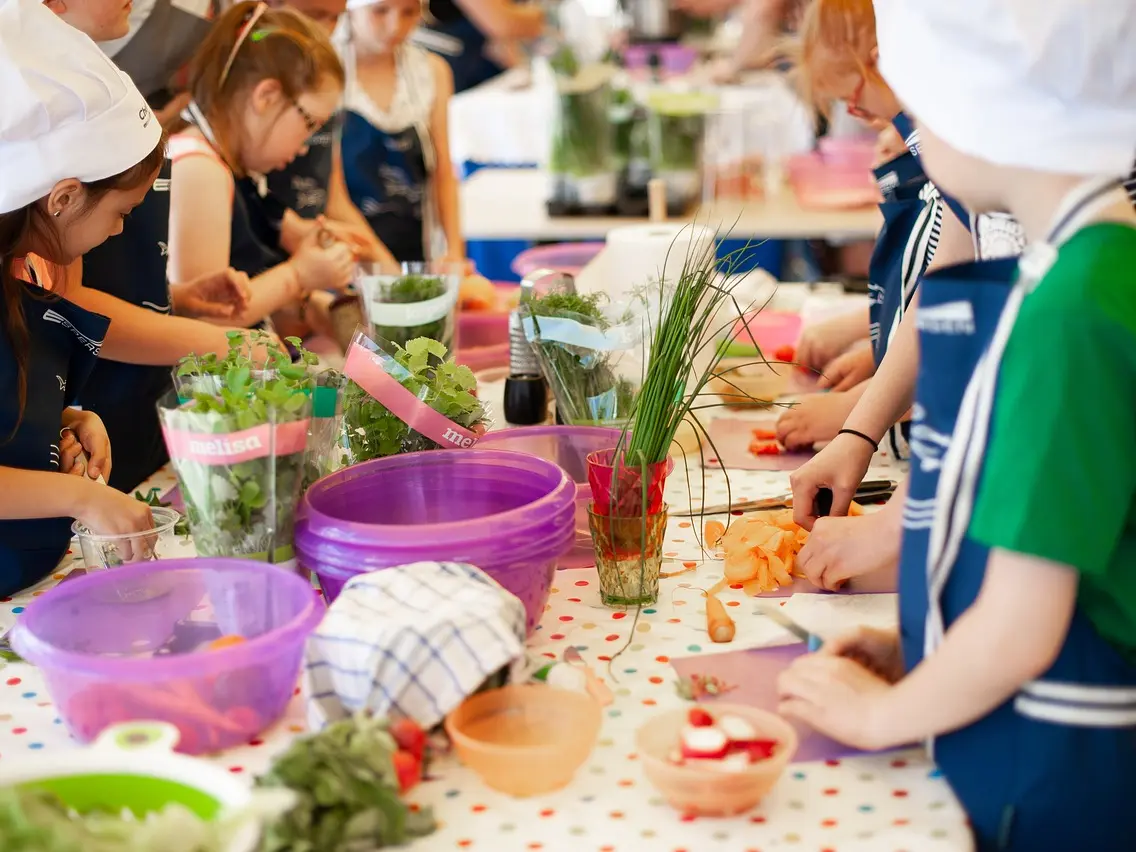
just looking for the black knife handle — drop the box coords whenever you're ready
[814,487,833,517]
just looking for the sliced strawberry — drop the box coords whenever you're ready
[717,714,757,742]
[687,707,715,728]
[735,738,779,762]
[680,725,729,760]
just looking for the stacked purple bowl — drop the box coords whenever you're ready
[295,450,577,634]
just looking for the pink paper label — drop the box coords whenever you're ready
[163,419,310,465]
[343,342,480,449]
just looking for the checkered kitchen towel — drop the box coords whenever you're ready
[304,562,527,730]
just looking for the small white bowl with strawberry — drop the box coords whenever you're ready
[636,705,797,816]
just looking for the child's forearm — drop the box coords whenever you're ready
[0,466,97,521]
[279,209,313,256]
[435,169,464,259]
[870,547,1076,747]
[66,286,236,364]
[842,301,919,441]
[208,263,302,329]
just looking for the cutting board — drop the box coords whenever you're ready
[703,417,814,471]
[671,645,903,763]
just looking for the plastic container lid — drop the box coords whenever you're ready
[511,243,605,279]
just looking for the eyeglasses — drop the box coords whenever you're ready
[219,1,269,89]
[291,98,321,134]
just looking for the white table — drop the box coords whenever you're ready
[462,168,882,243]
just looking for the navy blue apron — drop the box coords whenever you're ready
[891,112,973,231]
[867,148,941,459]
[78,162,175,493]
[0,280,109,596]
[341,111,427,262]
[417,0,503,94]
[899,180,1136,851]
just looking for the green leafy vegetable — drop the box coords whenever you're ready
[523,287,640,426]
[0,786,292,852]
[339,337,488,463]
[364,273,454,350]
[134,488,190,538]
[254,713,436,851]
[548,51,615,179]
[162,333,314,563]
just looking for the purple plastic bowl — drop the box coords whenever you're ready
[474,426,623,570]
[10,558,323,754]
[295,450,577,634]
[510,242,605,280]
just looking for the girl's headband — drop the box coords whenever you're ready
[219,1,269,88]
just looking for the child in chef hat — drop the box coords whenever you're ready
[0,0,162,594]
[778,2,1136,850]
[338,0,465,266]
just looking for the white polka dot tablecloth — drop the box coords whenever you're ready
[0,452,974,852]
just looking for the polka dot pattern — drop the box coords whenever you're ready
[0,459,970,849]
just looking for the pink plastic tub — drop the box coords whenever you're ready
[474,426,623,570]
[10,558,323,754]
[817,136,876,171]
[457,282,514,371]
[511,243,605,280]
[787,153,879,209]
[295,450,577,634]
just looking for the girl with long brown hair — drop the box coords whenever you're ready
[0,0,160,594]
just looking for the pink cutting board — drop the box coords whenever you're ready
[731,311,802,354]
[671,645,903,763]
[703,417,815,471]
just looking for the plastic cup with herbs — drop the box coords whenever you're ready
[587,504,667,606]
[356,261,459,351]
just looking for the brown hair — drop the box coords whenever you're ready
[0,136,166,436]
[188,1,346,176]
[786,0,878,116]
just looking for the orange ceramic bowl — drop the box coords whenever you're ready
[445,685,602,797]
[635,704,798,816]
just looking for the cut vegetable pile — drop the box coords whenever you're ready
[668,708,779,772]
[748,428,783,457]
[704,504,863,594]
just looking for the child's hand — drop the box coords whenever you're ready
[75,486,157,561]
[795,313,868,372]
[777,652,895,750]
[776,390,857,450]
[291,226,354,293]
[817,346,875,391]
[60,410,112,481]
[172,268,251,319]
[796,512,901,591]
[821,626,904,683]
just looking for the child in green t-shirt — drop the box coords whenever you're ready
[776,2,1136,851]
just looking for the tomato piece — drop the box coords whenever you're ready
[773,345,795,363]
[390,718,428,762]
[392,749,422,793]
[687,707,714,728]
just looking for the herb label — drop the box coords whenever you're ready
[343,342,481,449]
[163,419,310,464]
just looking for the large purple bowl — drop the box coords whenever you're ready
[295,450,577,634]
[474,426,623,569]
[10,558,323,754]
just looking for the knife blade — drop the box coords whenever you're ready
[759,604,823,651]
[674,479,895,517]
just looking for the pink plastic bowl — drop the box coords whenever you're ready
[457,283,514,371]
[10,558,323,754]
[474,426,623,570]
[511,243,605,280]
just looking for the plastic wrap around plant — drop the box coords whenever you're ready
[337,331,492,464]
[302,371,346,491]
[356,262,459,351]
[521,288,654,427]
[547,48,618,206]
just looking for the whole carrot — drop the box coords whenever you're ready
[704,591,735,643]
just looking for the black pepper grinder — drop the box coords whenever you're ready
[504,270,572,425]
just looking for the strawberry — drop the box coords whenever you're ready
[392,749,421,793]
[687,707,715,728]
[735,738,778,762]
[390,718,427,762]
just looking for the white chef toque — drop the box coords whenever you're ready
[876,0,1136,178]
[0,0,163,214]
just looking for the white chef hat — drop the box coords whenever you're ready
[0,0,163,214]
[876,0,1136,177]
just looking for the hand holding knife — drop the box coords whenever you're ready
[673,479,895,517]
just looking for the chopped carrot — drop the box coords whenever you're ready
[205,635,246,651]
[704,592,735,643]
[704,519,726,549]
[751,428,777,441]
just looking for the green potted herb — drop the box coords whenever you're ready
[338,333,490,464]
[356,262,459,351]
[159,333,313,567]
[646,91,718,209]
[522,286,651,426]
[548,46,618,207]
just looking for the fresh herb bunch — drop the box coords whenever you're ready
[524,288,639,425]
[548,48,615,178]
[255,713,436,851]
[163,332,314,563]
[135,487,190,538]
[340,337,488,463]
[646,93,715,174]
[366,273,453,350]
